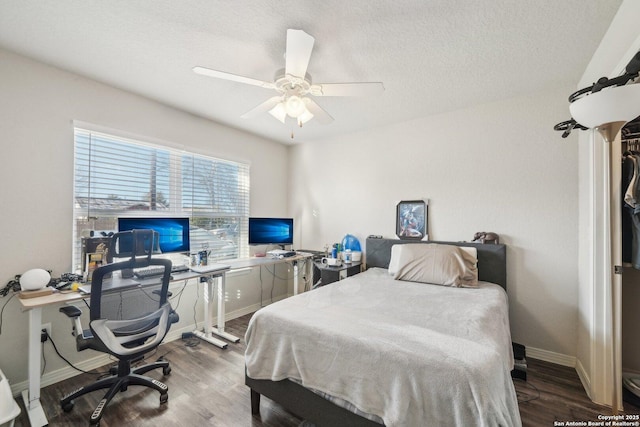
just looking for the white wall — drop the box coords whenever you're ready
[0,47,292,388]
[289,85,580,359]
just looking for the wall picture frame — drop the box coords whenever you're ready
[396,200,427,240]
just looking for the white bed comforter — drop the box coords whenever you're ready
[245,268,522,427]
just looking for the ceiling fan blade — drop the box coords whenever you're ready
[285,29,315,78]
[193,66,275,89]
[310,82,385,97]
[240,96,283,119]
[304,98,334,125]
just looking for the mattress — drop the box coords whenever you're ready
[245,267,521,426]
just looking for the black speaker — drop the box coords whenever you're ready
[511,342,527,381]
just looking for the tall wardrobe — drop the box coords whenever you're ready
[622,117,640,404]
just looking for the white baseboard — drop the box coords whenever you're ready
[575,358,593,400]
[526,346,576,368]
[9,299,288,397]
[10,353,114,397]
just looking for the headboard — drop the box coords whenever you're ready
[365,238,507,289]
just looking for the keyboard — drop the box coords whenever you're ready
[133,264,190,279]
[171,265,189,274]
[133,266,166,279]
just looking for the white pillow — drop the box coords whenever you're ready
[388,243,478,287]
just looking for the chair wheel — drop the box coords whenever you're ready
[62,401,74,412]
[160,393,168,404]
[163,366,171,375]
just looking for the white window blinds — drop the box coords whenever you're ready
[72,128,249,270]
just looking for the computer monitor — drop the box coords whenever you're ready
[248,217,294,247]
[117,217,191,254]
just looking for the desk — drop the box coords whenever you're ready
[17,253,312,426]
[227,252,313,296]
[18,266,232,427]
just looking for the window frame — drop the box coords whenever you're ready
[72,126,250,271]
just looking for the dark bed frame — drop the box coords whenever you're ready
[246,238,508,426]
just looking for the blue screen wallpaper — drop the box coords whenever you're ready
[248,218,293,245]
[118,217,190,253]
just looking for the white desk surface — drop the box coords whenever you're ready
[18,268,227,311]
[226,252,313,269]
[18,254,312,310]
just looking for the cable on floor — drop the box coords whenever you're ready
[514,378,540,403]
[43,329,110,375]
[182,333,200,348]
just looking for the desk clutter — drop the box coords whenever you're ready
[18,287,54,299]
[320,234,363,267]
[305,234,364,289]
[0,270,85,299]
[1,269,69,299]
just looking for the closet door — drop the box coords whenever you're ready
[621,119,640,410]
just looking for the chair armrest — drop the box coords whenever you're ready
[59,306,82,318]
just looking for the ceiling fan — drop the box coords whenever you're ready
[193,29,384,126]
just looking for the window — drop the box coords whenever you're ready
[73,128,250,270]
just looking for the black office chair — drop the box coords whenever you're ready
[59,230,178,426]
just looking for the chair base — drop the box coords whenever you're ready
[61,358,170,426]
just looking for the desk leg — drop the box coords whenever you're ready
[21,307,48,426]
[193,276,228,349]
[293,261,299,295]
[210,273,240,343]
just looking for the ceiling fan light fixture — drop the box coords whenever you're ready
[269,102,287,123]
[285,95,306,118]
[297,109,314,125]
[194,29,381,129]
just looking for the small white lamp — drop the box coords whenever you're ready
[19,269,51,291]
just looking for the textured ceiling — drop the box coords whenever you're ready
[0,0,623,144]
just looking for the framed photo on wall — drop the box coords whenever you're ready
[396,200,428,240]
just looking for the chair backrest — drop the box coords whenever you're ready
[89,230,172,324]
[89,257,172,323]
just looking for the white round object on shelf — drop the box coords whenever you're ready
[19,269,51,291]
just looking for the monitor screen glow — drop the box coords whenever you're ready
[248,217,293,246]
[117,217,191,254]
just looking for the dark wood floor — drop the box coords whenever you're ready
[11,313,640,426]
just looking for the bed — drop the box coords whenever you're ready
[245,238,521,426]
